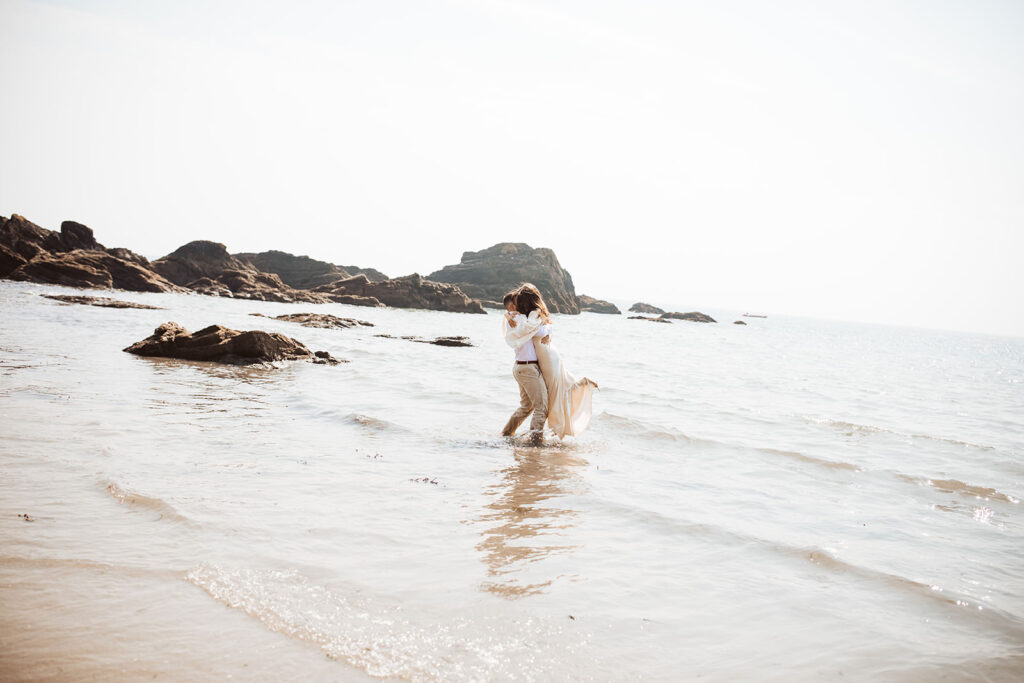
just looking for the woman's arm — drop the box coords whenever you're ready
[504,311,544,349]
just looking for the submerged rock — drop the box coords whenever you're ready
[253,312,374,329]
[42,294,162,310]
[374,333,474,347]
[578,295,621,314]
[124,322,345,365]
[628,315,672,324]
[629,302,665,315]
[660,311,717,323]
[427,242,579,314]
[313,273,484,314]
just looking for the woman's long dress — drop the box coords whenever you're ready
[534,336,597,439]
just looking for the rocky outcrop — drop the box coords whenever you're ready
[629,315,672,324]
[733,320,747,325]
[1,215,184,292]
[661,311,717,323]
[578,295,621,314]
[340,265,388,282]
[313,273,485,314]
[251,313,374,329]
[629,302,665,315]
[42,294,162,309]
[151,241,254,286]
[0,215,68,274]
[427,243,579,314]
[9,250,184,292]
[234,250,352,289]
[123,322,344,365]
[189,269,330,303]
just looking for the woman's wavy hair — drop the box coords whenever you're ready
[514,283,552,323]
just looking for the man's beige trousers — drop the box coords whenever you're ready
[502,362,548,435]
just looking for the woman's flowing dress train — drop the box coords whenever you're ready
[534,340,597,439]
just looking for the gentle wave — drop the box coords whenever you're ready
[104,483,194,525]
[590,498,1024,636]
[186,563,583,681]
[802,415,997,451]
[0,554,182,579]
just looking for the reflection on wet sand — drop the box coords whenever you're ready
[476,445,588,598]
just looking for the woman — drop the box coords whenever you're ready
[513,283,598,439]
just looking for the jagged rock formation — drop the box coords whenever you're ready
[0,215,180,294]
[578,295,621,314]
[251,312,374,329]
[152,241,335,302]
[234,250,353,289]
[427,243,579,314]
[9,250,183,293]
[313,273,485,314]
[660,311,717,323]
[151,241,254,286]
[123,321,343,365]
[339,265,388,282]
[42,294,162,309]
[629,302,665,315]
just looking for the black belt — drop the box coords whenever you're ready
[516,360,538,365]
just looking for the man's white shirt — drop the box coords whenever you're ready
[503,312,552,361]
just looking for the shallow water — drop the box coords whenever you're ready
[1,280,1022,681]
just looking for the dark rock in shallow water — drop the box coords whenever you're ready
[629,302,665,315]
[313,273,484,314]
[427,242,580,314]
[374,333,474,347]
[629,315,672,324]
[578,295,621,314]
[419,336,473,347]
[10,250,184,292]
[660,311,717,323]
[252,313,374,329]
[733,320,747,325]
[123,322,344,365]
[42,294,163,310]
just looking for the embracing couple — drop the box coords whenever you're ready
[501,283,598,444]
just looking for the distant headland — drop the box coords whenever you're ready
[0,213,716,323]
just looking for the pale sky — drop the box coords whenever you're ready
[2,0,1022,336]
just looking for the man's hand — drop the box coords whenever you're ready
[506,312,517,328]
[540,335,551,345]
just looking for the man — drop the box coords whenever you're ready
[500,290,551,441]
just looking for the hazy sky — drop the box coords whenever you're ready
[2,0,1022,336]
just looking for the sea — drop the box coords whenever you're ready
[1,279,1022,681]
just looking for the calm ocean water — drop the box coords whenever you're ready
[1,280,1022,681]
